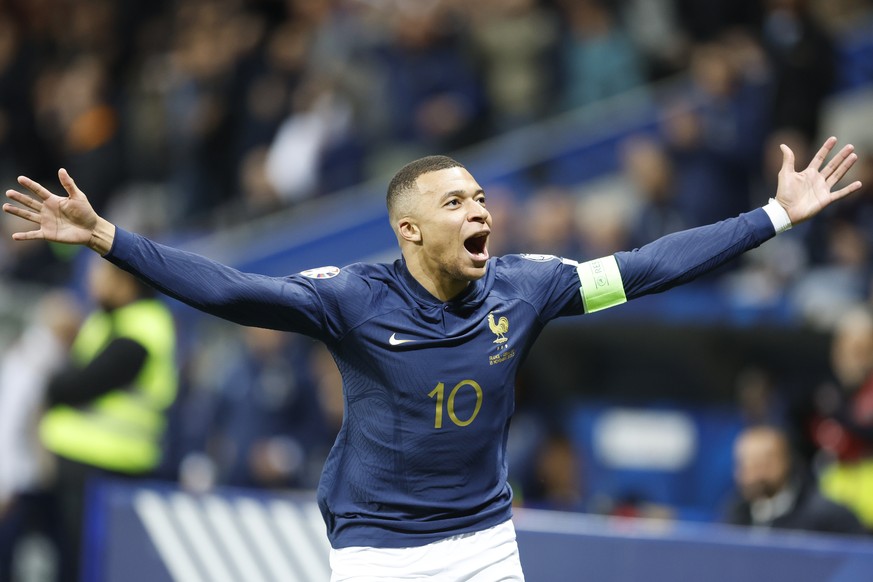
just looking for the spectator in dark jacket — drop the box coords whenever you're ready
[725,425,865,536]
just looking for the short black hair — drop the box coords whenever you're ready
[386,155,465,218]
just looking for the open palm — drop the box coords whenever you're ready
[776,137,862,225]
[3,169,98,245]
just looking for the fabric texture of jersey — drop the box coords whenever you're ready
[105,207,776,548]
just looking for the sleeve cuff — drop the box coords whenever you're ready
[762,199,792,234]
[103,226,130,261]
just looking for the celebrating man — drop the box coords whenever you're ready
[4,137,861,580]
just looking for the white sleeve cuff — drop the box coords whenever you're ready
[762,198,792,234]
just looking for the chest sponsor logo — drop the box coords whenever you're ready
[300,266,340,279]
[388,333,415,346]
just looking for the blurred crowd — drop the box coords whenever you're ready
[3,0,873,578]
[0,0,871,324]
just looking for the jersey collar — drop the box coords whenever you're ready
[396,258,490,309]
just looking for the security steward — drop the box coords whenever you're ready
[40,258,177,582]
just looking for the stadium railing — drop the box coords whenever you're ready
[84,479,873,582]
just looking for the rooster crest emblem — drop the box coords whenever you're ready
[487,312,509,344]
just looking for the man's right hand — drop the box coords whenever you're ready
[3,168,116,255]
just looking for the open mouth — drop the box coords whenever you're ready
[464,232,490,263]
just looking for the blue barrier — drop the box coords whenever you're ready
[84,481,873,582]
[85,482,331,582]
[514,509,873,582]
[568,403,743,522]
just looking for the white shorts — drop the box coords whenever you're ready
[329,519,525,581]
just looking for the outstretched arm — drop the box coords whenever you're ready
[3,169,115,254]
[577,137,862,312]
[3,170,329,338]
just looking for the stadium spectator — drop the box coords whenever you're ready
[160,1,260,225]
[784,136,873,328]
[556,0,646,111]
[3,132,861,579]
[0,14,48,185]
[760,0,836,141]
[618,136,687,249]
[799,148,873,269]
[462,0,561,130]
[182,327,330,490]
[42,55,123,216]
[812,306,873,531]
[233,146,283,221]
[373,3,486,153]
[725,425,865,535]
[0,291,82,582]
[617,0,688,80]
[661,37,770,228]
[523,433,587,512]
[574,187,636,259]
[790,218,871,328]
[36,259,178,581]
[734,366,787,428]
[264,74,364,204]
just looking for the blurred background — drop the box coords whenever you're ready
[2,0,873,580]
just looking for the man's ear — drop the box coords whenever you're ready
[398,217,422,243]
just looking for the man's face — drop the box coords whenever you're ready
[831,316,873,389]
[409,167,492,284]
[87,259,135,311]
[734,430,790,501]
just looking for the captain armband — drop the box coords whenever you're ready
[577,255,627,313]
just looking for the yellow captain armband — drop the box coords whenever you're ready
[577,255,627,313]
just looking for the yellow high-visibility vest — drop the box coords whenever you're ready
[40,298,177,474]
[820,459,873,529]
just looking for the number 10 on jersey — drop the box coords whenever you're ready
[428,380,483,428]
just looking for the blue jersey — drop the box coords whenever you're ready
[106,208,776,548]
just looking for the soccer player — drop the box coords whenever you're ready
[3,137,862,581]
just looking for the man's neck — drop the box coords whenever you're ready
[749,484,797,525]
[405,260,469,302]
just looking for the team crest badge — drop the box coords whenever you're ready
[487,312,509,344]
[300,266,340,279]
[487,311,515,365]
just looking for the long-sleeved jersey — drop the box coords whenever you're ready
[106,207,777,548]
